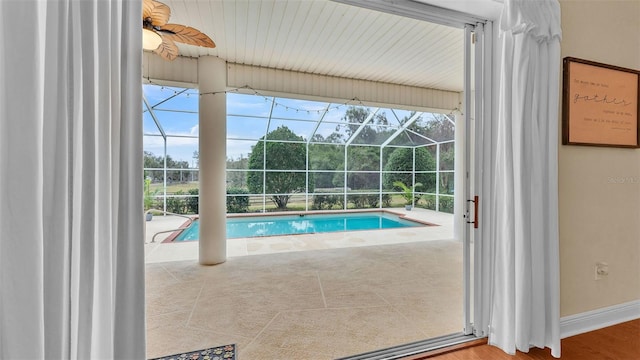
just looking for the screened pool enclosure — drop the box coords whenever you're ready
[143,84,456,214]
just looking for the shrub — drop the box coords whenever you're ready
[348,194,367,208]
[420,194,436,210]
[326,195,340,209]
[166,190,186,214]
[227,187,250,213]
[312,194,329,210]
[185,188,199,214]
[365,194,379,208]
[439,196,454,214]
[313,193,346,210]
[381,193,392,207]
[144,177,159,211]
[347,193,381,209]
[332,195,345,209]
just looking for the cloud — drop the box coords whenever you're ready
[227,140,254,160]
[144,134,199,163]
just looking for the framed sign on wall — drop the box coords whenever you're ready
[562,57,639,148]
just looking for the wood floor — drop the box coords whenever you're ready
[410,319,640,359]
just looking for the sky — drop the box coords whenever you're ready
[144,84,345,164]
[143,84,443,167]
[143,85,199,165]
[143,84,360,165]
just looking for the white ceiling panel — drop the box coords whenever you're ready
[157,0,466,92]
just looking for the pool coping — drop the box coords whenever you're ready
[162,209,439,243]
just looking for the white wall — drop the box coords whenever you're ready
[558,0,640,317]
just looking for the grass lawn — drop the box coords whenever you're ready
[149,182,198,194]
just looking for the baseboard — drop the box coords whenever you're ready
[560,300,640,339]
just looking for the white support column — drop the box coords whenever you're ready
[198,56,227,265]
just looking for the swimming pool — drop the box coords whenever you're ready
[173,211,425,241]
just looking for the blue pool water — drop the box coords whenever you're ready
[174,212,423,241]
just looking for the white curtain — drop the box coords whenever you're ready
[0,1,145,359]
[487,0,562,357]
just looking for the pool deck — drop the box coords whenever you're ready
[145,208,461,359]
[144,208,455,264]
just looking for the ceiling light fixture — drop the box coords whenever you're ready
[142,28,162,50]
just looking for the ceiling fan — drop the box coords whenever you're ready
[142,0,215,61]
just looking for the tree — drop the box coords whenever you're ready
[192,150,199,167]
[247,126,314,209]
[308,143,343,189]
[226,154,249,188]
[333,106,390,143]
[332,146,380,190]
[383,147,436,192]
[438,142,455,194]
[143,151,192,183]
[408,113,455,142]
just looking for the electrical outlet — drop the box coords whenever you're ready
[595,262,609,280]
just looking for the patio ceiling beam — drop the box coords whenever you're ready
[344,108,379,146]
[380,111,423,148]
[332,0,485,29]
[143,95,166,140]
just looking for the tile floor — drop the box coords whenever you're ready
[145,209,463,359]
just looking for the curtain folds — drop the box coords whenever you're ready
[487,0,562,357]
[0,1,144,359]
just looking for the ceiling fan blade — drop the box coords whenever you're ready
[153,36,179,61]
[143,0,170,27]
[159,23,216,48]
[142,0,152,20]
